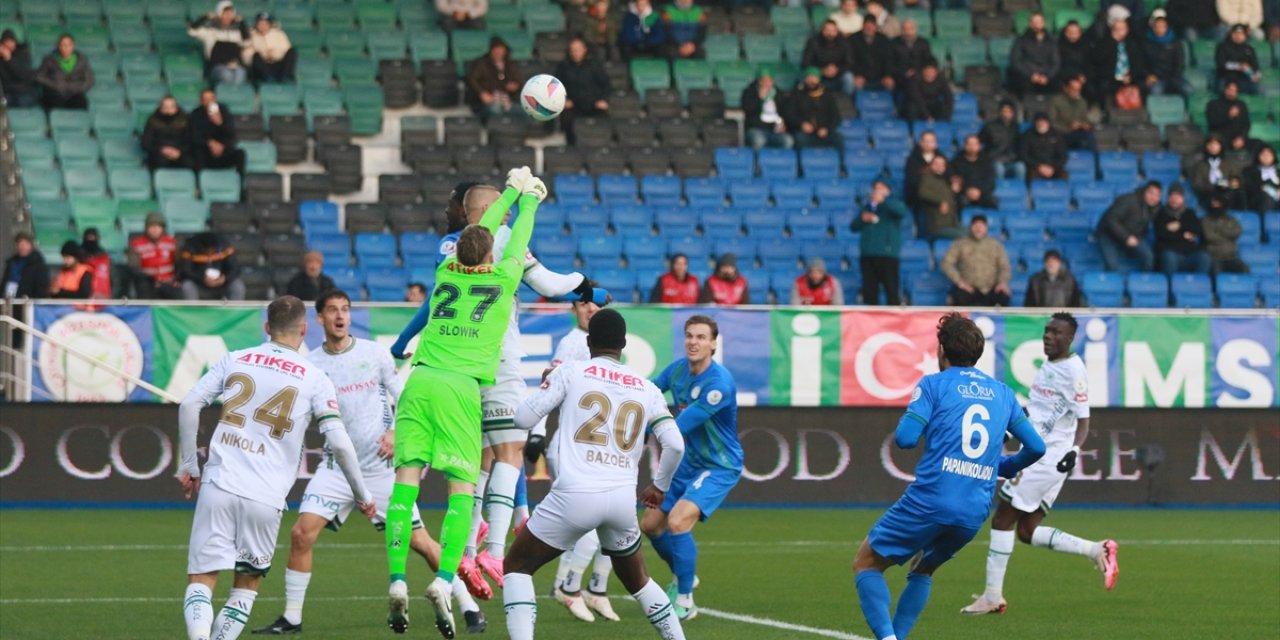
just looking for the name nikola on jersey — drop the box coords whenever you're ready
[586,449,634,469]
[219,431,267,456]
[941,456,994,480]
[438,325,481,338]
[236,353,306,376]
[582,365,646,389]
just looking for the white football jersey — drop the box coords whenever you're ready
[307,337,403,474]
[552,327,590,365]
[526,356,674,493]
[188,342,343,510]
[1025,354,1090,454]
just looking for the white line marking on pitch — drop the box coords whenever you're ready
[699,608,871,640]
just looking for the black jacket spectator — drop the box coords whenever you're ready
[1215,29,1261,87]
[1206,86,1252,149]
[179,232,245,300]
[902,62,951,121]
[801,24,854,78]
[1242,144,1280,212]
[141,97,192,170]
[0,31,38,107]
[1088,28,1147,103]
[849,23,894,88]
[465,37,523,114]
[189,91,245,172]
[1025,266,1083,308]
[555,38,611,144]
[35,35,94,110]
[741,77,790,135]
[903,132,945,208]
[952,145,998,209]
[1167,0,1220,35]
[786,74,841,148]
[2,233,49,299]
[890,25,933,82]
[1009,19,1060,95]
[1154,199,1208,255]
[1056,22,1090,82]
[1019,118,1068,179]
[979,104,1021,164]
[1098,186,1160,244]
[285,271,335,301]
[1141,19,1188,91]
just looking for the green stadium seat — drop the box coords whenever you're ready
[524,5,565,35]
[988,37,1015,69]
[368,30,411,61]
[110,167,155,200]
[1052,9,1092,33]
[297,57,336,89]
[162,196,211,233]
[260,84,303,115]
[92,109,137,141]
[274,4,315,28]
[743,34,782,64]
[90,52,123,79]
[934,9,972,38]
[9,108,49,138]
[1188,94,1211,128]
[288,29,326,59]
[758,61,798,90]
[126,81,168,114]
[97,228,129,255]
[487,4,523,32]
[101,139,146,170]
[630,59,672,97]
[325,31,367,59]
[217,84,258,115]
[118,198,161,233]
[317,4,358,32]
[154,168,198,200]
[1012,10,1033,35]
[357,2,400,31]
[200,169,242,202]
[674,59,714,103]
[502,31,534,61]
[1190,39,1217,69]
[304,88,346,130]
[949,41,989,81]
[28,199,74,232]
[239,140,278,173]
[703,33,741,64]
[122,55,164,82]
[451,30,491,66]
[770,7,811,39]
[72,197,120,230]
[1186,68,1212,94]
[89,84,129,111]
[782,37,805,64]
[16,139,57,171]
[1242,94,1274,119]
[410,32,449,62]
[170,82,205,112]
[1251,40,1274,69]
[23,170,65,200]
[57,138,102,170]
[50,110,93,139]
[897,7,931,33]
[65,167,109,198]
[1146,95,1186,127]
[334,56,379,86]
[1252,121,1280,146]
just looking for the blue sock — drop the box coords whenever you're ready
[649,530,675,570]
[892,573,933,639]
[855,571,896,640]
[670,532,697,594]
[514,467,528,509]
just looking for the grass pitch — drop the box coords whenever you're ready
[1,508,1277,639]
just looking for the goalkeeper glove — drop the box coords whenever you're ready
[1056,446,1080,473]
[522,177,548,203]
[524,434,546,465]
[572,279,612,307]
[506,166,532,192]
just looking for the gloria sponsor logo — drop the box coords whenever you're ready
[38,312,145,402]
[956,381,996,401]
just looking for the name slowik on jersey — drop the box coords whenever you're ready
[438,324,481,338]
[236,352,306,376]
[941,456,994,480]
[220,431,266,456]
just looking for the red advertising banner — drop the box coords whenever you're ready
[839,310,946,406]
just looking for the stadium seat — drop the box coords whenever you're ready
[702,209,743,238]
[1169,273,1214,308]
[800,148,841,180]
[1082,271,1124,307]
[308,231,353,267]
[1234,213,1263,247]
[1240,246,1278,274]
[685,177,727,208]
[641,176,682,207]
[655,208,700,237]
[788,212,830,241]
[771,181,813,208]
[579,236,625,266]
[199,170,241,203]
[554,175,596,207]
[64,166,108,198]
[298,201,340,234]
[1030,180,1071,211]
[593,270,638,301]
[1066,151,1097,183]
[355,233,399,268]
[163,197,210,233]
[1126,272,1169,307]
[730,182,771,209]
[597,175,638,206]
[714,147,755,180]
[1098,151,1140,186]
[758,148,798,180]
[909,271,951,306]
[109,167,154,200]
[900,240,932,272]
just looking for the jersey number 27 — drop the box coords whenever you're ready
[432,284,502,322]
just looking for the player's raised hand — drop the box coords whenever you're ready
[178,472,200,500]
[1056,447,1079,473]
[378,431,396,460]
[506,166,532,192]
[522,177,548,203]
[639,485,665,509]
[356,500,377,519]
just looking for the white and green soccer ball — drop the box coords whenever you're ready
[520,74,566,122]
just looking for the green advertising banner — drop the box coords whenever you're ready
[769,310,842,406]
[1119,315,1211,408]
[152,307,263,398]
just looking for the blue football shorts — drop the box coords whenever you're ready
[660,464,742,521]
[867,499,981,569]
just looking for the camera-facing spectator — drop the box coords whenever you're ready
[619,0,667,60]
[980,100,1024,180]
[244,12,296,84]
[1019,112,1068,181]
[1216,23,1263,93]
[285,251,335,301]
[902,58,951,122]
[1088,17,1147,107]
[742,70,794,150]
[1055,20,1089,84]
[436,0,488,31]
[466,36,523,117]
[1201,188,1251,273]
[663,0,707,60]
[80,228,113,299]
[406,282,429,303]
[904,129,943,209]
[919,155,963,240]
[1025,249,1083,308]
[51,241,93,299]
[574,0,621,58]
[555,37,611,145]
[891,19,933,86]
[850,179,906,305]
[189,1,250,86]
[697,253,749,305]
[649,253,700,303]
[803,20,855,96]
[1142,10,1193,96]
[35,34,93,110]
[1206,80,1253,151]
[941,215,1012,307]
[1243,144,1280,212]
[1097,181,1162,273]
[850,18,894,91]
[1049,75,1095,150]
[791,258,843,306]
[0,30,38,108]
[190,88,245,172]
[128,213,183,299]
[1154,184,1212,275]
[180,231,245,300]
[1009,13,1060,96]
[3,232,50,299]
[951,135,998,209]
[141,96,192,171]
[1187,135,1246,206]
[788,68,841,149]
[864,0,900,38]
[828,0,864,36]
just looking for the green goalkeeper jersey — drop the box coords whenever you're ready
[411,186,538,384]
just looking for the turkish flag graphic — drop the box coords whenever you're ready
[840,311,947,406]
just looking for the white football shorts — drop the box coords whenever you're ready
[526,486,642,557]
[187,481,283,576]
[480,360,527,447]
[1000,454,1070,513]
[299,464,423,531]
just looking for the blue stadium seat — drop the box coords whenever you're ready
[1234,212,1263,246]
[869,119,911,148]
[685,177,726,208]
[1073,183,1115,214]
[994,180,1028,207]
[1082,271,1124,307]
[1141,151,1182,184]
[1169,273,1214,308]
[1003,211,1045,241]
[1068,246,1106,274]
[597,175,638,206]
[771,181,813,208]
[655,207,700,237]
[1240,246,1278,274]
[399,232,442,258]
[308,231,352,266]
[1098,151,1140,186]
[844,149,886,184]
[713,237,758,263]
[714,147,755,180]
[366,267,409,292]
[670,236,712,262]
[758,148,798,180]
[535,203,570,229]
[814,181,856,208]
[328,267,364,294]
[367,286,404,302]
[1263,212,1280,243]
[623,235,667,260]
[298,201,340,233]
[594,269,638,300]
[1126,272,1170,307]
[355,233,398,268]
[730,182,771,208]
[788,212,830,241]
[757,240,799,270]
[610,204,654,236]
[641,176,681,207]
[1030,180,1071,211]
[1009,272,1030,304]
[744,210,786,237]
[912,121,953,148]
[1066,151,1096,182]
[1047,213,1093,243]
[855,91,895,121]
[800,148,841,180]
[900,240,932,272]
[702,209,743,238]
[566,219,610,238]
[909,271,950,306]
[800,240,846,267]
[578,236,625,267]
[554,175,595,206]
[533,234,577,262]
[953,92,979,123]
[1258,274,1279,307]
[837,119,870,146]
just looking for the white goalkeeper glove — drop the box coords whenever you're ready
[522,176,548,203]
[506,166,532,193]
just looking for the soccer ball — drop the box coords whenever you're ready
[520,74,565,122]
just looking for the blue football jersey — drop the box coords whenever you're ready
[653,359,743,471]
[897,366,1031,529]
[436,232,461,268]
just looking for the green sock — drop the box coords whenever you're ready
[386,482,419,584]
[436,492,473,584]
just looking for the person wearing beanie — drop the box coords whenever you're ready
[1201,187,1250,274]
[1019,112,1068,180]
[1154,184,1212,275]
[662,0,706,60]
[81,227,113,298]
[0,29,38,108]
[788,67,841,149]
[698,253,750,305]
[1025,250,1083,308]
[51,241,93,299]
[243,11,296,84]
[1141,9,1193,97]
[791,258,844,306]
[902,57,952,122]
[128,213,183,299]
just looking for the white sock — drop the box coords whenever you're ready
[183,583,214,640]
[452,577,479,614]
[563,530,599,592]
[465,470,490,559]
[283,569,310,625]
[513,504,530,524]
[554,552,572,589]
[589,552,614,593]
[485,462,520,557]
[503,572,537,640]
[211,588,257,640]
[633,578,685,640]
[984,529,1015,598]
[1031,527,1099,558]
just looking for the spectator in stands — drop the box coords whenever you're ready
[190,88,245,173]
[1088,17,1147,108]
[466,36,523,117]
[1097,181,1162,272]
[619,0,667,60]
[902,58,951,122]
[1009,12,1060,96]
[788,68,841,149]
[1056,20,1089,84]
[803,20,855,96]
[244,12,295,84]
[864,1,900,39]
[1049,75,1095,150]
[698,253,749,305]
[1202,188,1251,273]
[850,179,905,305]
[1218,0,1265,39]
[1142,9,1192,96]
[1206,80,1253,151]
[850,18,894,91]
[128,214,182,299]
[285,251,335,301]
[951,135,998,209]
[829,0,864,37]
[791,258,844,305]
[50,241,93,299]
[919,155,963,240]
[406,282,429,303]
[556,37,611,145]
[141,96,192,171]
[891,18,933,88]
[1244,144,1280,212]
[742,70,794,150]
[649,253,701,303]
[941,215,1012,306]
[576,0,620,60]
[1168,0,1222,41]
[904,130,943,209]
[80,228,113,299]
[1188,135,1246,206]
[1024,249,1083,307]
[662,0,706,60]
[980,99,1025,180]
[3,232,49,299]
[1154,184,1212,275]
[1087,3,1144,43]
[1266,0,1280,41]
[436,0,488,31]
[180,231,246,300]
[1019,112,1068,180]
[189,1,250,86]
[0,30,38,108]
[35,34,93,111]
[1216,23,1263,93]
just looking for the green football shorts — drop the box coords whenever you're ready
[394,365,482,484]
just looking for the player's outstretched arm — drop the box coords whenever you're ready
[390,295,431,359]
[514,367,568,430]
[999,417,1046,479]
[504,177,546,263]
[320,421,375,515]
[524,261,612,306]
[478,168,527,232]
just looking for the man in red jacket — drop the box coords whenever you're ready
[128,213,182,299]
[648,253,700,304]
[790,258,844,306]
[698,253,749,305]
